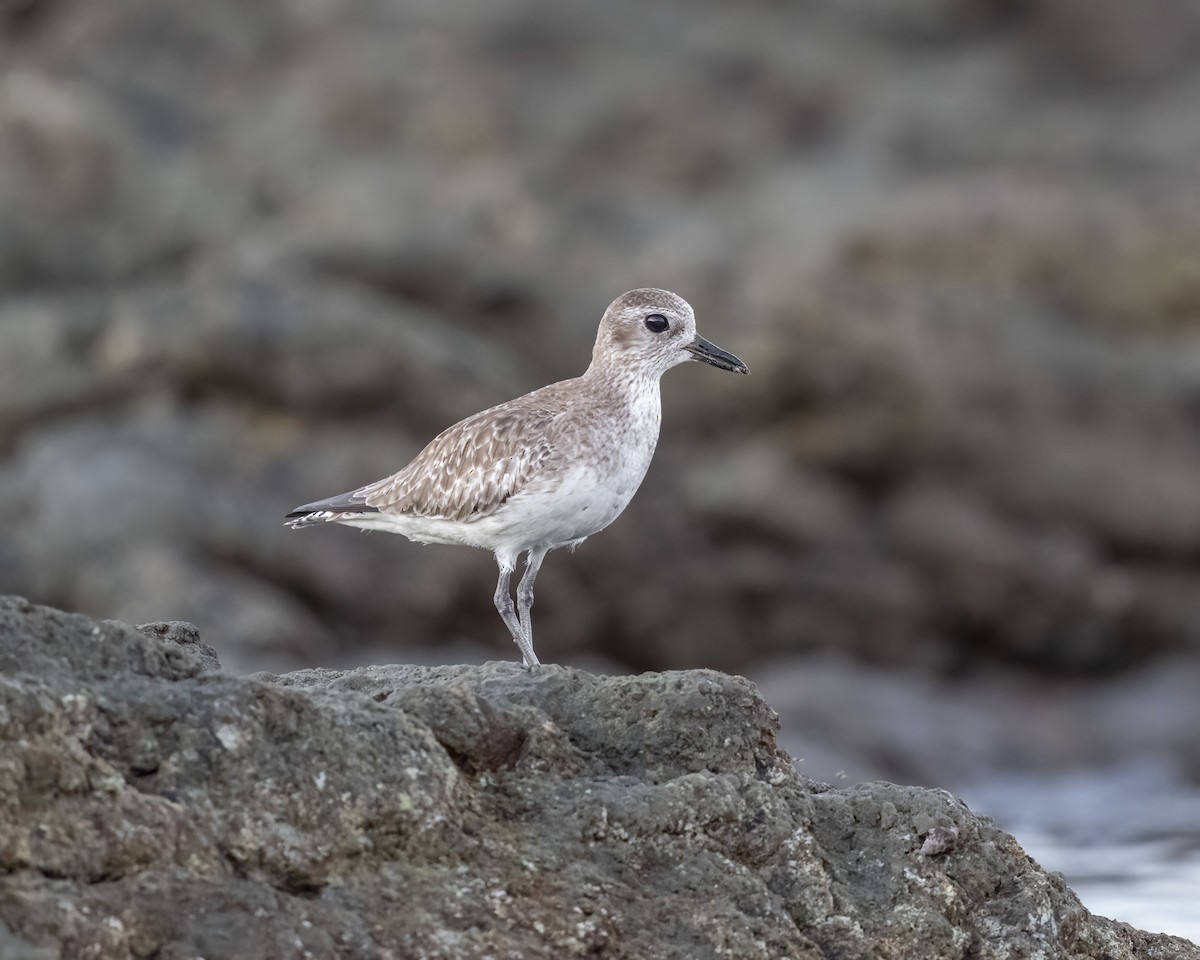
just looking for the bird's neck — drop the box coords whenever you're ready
[583,356,662,403]
[580,361,663,443]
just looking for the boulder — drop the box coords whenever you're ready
[0,595,1193,959]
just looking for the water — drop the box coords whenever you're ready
[961,766,1200,941]
[752,657,1200,945]
[1021,835,1200,941]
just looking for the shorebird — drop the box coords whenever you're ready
[286,288,748,666]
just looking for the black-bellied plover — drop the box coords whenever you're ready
[286,288,748,666]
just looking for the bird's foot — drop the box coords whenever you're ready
[520,650,541,670]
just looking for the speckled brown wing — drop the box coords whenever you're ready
[358,399,567,523]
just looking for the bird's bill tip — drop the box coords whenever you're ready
[686,335,749,374]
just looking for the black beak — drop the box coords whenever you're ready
[686,335,749,374]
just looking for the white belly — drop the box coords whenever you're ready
[346,441,653,553]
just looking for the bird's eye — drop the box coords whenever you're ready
[644,314,669,333]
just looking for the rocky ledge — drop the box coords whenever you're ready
[0,595,1194,960]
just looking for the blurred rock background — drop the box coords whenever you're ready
[2,0,1200,936]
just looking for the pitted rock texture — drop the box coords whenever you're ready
[0,596,1195,959]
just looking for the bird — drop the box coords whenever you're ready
[286,288,748,667]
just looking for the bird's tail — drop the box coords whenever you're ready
[285,490,381,529]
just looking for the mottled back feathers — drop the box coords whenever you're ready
[355,386,572,523]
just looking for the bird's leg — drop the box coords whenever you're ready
[493,562,531,665]
[515,546,549,669]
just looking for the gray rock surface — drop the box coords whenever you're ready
[0,595,1195,959]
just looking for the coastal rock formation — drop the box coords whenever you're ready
[0,596,1195,959]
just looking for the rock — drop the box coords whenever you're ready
[0,596,1194,959]
[1024,0,1200,92]
[3,0,1200,681]
[134,620,222,675]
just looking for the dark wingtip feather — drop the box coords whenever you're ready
[285,490,382,522]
